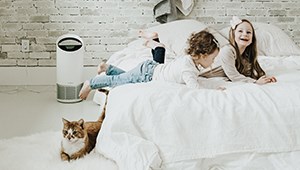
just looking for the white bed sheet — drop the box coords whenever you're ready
[95,43,300,169]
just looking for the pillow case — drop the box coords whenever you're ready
[147,19,228,56]
[219,22,300,56]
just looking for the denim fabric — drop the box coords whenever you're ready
[106,64,125,75]
[89,60,158,89]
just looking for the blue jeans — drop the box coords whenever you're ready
[89,60,158,89]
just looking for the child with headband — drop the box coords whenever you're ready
[201,16,276,84]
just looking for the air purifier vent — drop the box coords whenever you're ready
[57,83,83,103]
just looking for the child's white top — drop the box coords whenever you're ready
[152,55,201,88]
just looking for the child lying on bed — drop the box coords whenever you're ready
[79,30,220,100]
[201,16,277,85]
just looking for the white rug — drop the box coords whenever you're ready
[0,131,118,170]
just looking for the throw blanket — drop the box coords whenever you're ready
[154,0,194,23]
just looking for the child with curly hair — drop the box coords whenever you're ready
[79,30,220,100]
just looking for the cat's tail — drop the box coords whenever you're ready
[98,89,109,122]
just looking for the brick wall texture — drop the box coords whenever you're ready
[0,0,299,67]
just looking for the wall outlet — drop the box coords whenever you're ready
[21,39,30,52]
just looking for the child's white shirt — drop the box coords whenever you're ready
[152,55,202,88]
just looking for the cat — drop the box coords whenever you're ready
[60,89,109,161]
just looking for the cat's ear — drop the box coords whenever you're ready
[78,119,84,128]
[62,118,69,124]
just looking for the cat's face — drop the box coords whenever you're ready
[62,118,86,143]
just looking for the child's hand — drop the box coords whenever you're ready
[255,76,277,85]
[269,76,277,83]
[217,86,226,91]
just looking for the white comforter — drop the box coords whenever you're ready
[95,39,300,169]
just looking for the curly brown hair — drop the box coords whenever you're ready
[186,30,219,59]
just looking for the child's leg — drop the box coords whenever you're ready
[139,30,165,64]
[146,40,166,64]
[97,62,126,75]
[79,73,130,100]
[97,62,108,75]
[151,37,165,63]
[106,64,126,75]
[138,30,158,39]
[152,47,165,64]
[79,72,131,100]
[152,38,160,43]
[80,60,157,99]
[80,64,126,100]
[88,65,140,90]
[79,80,92,100]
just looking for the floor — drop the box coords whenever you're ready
[0,85,101,139]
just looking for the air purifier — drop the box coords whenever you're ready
[56,34,84,103]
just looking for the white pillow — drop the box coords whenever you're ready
[219,22,300,56]
[147,19,228,56]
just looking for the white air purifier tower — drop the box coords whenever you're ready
[56,34,84,103]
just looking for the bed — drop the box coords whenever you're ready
[94,19,300,170]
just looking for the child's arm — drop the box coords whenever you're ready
[220,45,256,83]
[182,72,202,89]
[182,71,225,89]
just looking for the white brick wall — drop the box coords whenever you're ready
[0,0,299,67]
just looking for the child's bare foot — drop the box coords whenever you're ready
[138,30,158,40]
[145,39,165,49]
[79,80,92,100]
[97,62,109,75]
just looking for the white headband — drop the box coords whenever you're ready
[213,38,219,48]
[230,16,242,29]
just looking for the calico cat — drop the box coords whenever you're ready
[60,89,109,161]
